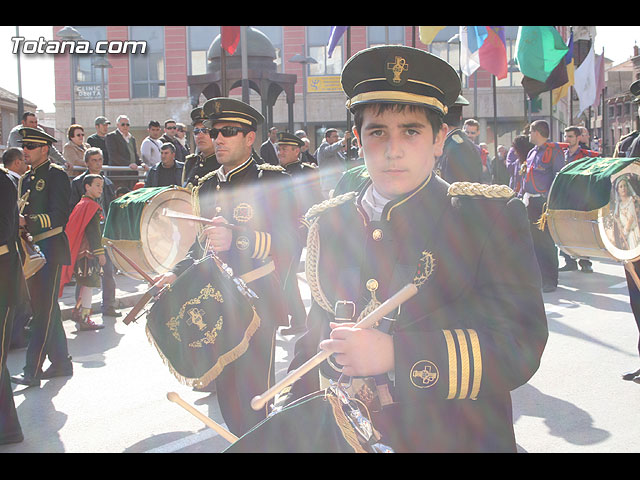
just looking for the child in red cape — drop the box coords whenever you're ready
[59,174,106,330]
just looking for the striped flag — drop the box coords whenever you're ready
[419,26,446,45]
[551,31,575,105]
[460,26,508,79]
[328,26,348,58]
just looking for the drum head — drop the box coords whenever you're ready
[140,187,197,275]
[598,164,640,262]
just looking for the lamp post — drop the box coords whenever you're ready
[92,55,112,117]
[56,26,83,124]
[290,51,317,132]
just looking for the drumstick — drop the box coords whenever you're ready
[250,282,419,411]
[166,392,239,444]
[105,241,155,285]
[162,209,242,231]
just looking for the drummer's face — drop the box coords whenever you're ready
[193,122,214,154]
[212,121,255,170]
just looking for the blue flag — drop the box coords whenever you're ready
[328,26,348,58]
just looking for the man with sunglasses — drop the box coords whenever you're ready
[153,98,298,436]
[11,128,73,387]
[182,107,220,189]
[105,115,142,190]
[159,119,188,163]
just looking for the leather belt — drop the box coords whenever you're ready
[240,260,275,284]
[32,226,63,243]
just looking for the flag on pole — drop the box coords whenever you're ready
[521,55,569,99]
[221,26,240,56]
[460,26,508,79]
[515,26,568,83]
[328,26,348,58]
[481,26,508,79]
[593,48,606,108]
[551,31,575,106]
[459,26,487,77]
[574,43,596,115]
[419,26,446,45]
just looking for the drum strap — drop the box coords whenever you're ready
[32,226,63,243]
[239,260,275,284]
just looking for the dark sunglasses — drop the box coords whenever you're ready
[22,143,44,150]
[193,127,209,135]
[120,123,130,127]
[210,126,251,138]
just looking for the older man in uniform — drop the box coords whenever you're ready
[11,128,73,387]
[153,98,297,436]
[0,165,28,444]
[182,107,221,189]
[278,45,548,453]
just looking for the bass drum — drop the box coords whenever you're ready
[103,186,197,280]
[547,159,640,262]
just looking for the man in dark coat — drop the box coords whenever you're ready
[282,46,548,453]
[11,128,73,387]
[105,115,141,190]
[259,127,280,166]
[152,98,298,436]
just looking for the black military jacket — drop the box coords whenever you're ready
[289,173,548,452]
[0,167,28,307]
[182,152,220,188]
[172,157,299,328]
[436,128,483,184]
[283,160,324,233]
[19,160,71,266]
[614,130,639,157]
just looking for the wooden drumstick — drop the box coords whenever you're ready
[250,282,419,411]
[105,241,155,285]
[166,392,239,444]
[162,208,242,231]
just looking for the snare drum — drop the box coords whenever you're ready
[547,157,640,262]
[103,186,196,280]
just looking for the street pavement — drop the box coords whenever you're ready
[2,255,640,453]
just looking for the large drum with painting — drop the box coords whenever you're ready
[102,186,197,280]
[546,157,640,262]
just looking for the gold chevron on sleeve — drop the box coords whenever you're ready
[442,329,458,399]
[252,231,261,259]
[442,328,483,400]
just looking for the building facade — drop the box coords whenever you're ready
[53,26,582,157]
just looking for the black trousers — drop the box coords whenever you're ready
[527,196,558,287]
[624,262,640,358]
[23,263,70,375]
[1,305,22,441]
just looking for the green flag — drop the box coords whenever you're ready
[515,26,568,83]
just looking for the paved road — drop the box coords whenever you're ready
[2,257,640,453]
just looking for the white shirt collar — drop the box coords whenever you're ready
[361,184,393,222]
[216,156,252,182]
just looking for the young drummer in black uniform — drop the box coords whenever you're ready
[153,98,298,436]
[285,46,548,452]
[11,128,73,387]
[0,165,28,444]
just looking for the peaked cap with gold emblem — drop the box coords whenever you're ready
[341,45,461,116]
[18,127,57,145]
[190,106,207,126]
[202,97,264,130]
[276,131,304,148]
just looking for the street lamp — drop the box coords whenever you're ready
[56,26,83,124]
[290,52,317,132]
[92,55,112,117]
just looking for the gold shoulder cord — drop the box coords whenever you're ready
[191,170,219,253]
[447,182,515,199]
[304,191,358,315]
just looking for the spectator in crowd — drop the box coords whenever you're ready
[300,137,317,165]
[86,117,111,165]
[260,126,280,165]
[316,127,350,199]
[8,111,67,167]
[63,124,90,178]
[140,120,163,168]
[105,115,142,190]
[176,122,190,155]
[69,147,119,318]
[159,119,188,163]
[506,135,534,194]
[115,186,130,199]
[145,142,184,188]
